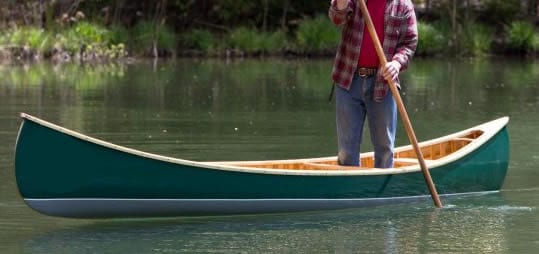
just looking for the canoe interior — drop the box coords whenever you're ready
[215,130,484,170]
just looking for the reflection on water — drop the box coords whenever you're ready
[0,59,339,162]
[20,194,522,253]
[1,58,539,253]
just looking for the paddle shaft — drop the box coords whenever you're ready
[357,0,442,208]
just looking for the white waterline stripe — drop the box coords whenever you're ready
[25,190,499,202]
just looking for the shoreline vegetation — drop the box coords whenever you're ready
[0,0,538,64]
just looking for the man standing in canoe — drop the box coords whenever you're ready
[328,0,418,167]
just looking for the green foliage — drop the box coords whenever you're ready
[227,27,262,53]
[101,43,128,59]
[109,25,129,45]
[463,24,493,57]
[295,15,339,52]
[69,22,110,45]
[190,0,327,32]
[181,29,215,52]
[26,29,50,51]
[132,21,177,54]
[0,22,127,60]
[55,22,111,53]
[416,21,445,56]
[225,27,289,54]
[158,24,178,51]
[260,30,288,52]
[212,0,257,25]
[2,1,539,59]
[506,21,537,54]
[131,21,154,53]
[52,32,78,53]
[481,0,520,26]
[7,27,51,51]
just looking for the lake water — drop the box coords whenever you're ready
[1,57,538,253]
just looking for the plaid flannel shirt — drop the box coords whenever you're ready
[329,0,418,101]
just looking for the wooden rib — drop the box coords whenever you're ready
[395,132,481,160]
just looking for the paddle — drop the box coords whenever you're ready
[357,0,442,208]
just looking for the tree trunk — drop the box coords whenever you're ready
[67,0,82,17]
[533,0,539,18]
[451,0,457,49]
[113,0,125,26]
[262,0,269,32]
[521,0,538,18]
[39,0,46,29]
[281,0,289,31]
[153,0,167,59]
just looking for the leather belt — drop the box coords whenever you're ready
[357,67,377,77]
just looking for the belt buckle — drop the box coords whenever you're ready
[357,67,374,77]
[357,67,369,78]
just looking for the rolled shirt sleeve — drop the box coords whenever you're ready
[328,0,353,25]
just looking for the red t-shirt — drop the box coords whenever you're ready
[358,0,386,68]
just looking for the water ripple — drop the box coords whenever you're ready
[488,205,534,212]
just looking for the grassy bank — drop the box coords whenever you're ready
[416,20,538,57]
[0,16,537,62]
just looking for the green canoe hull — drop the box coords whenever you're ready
[15,115,510,218]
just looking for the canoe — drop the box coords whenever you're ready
[15,113,510,218]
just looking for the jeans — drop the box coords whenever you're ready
[336,73,397,168]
